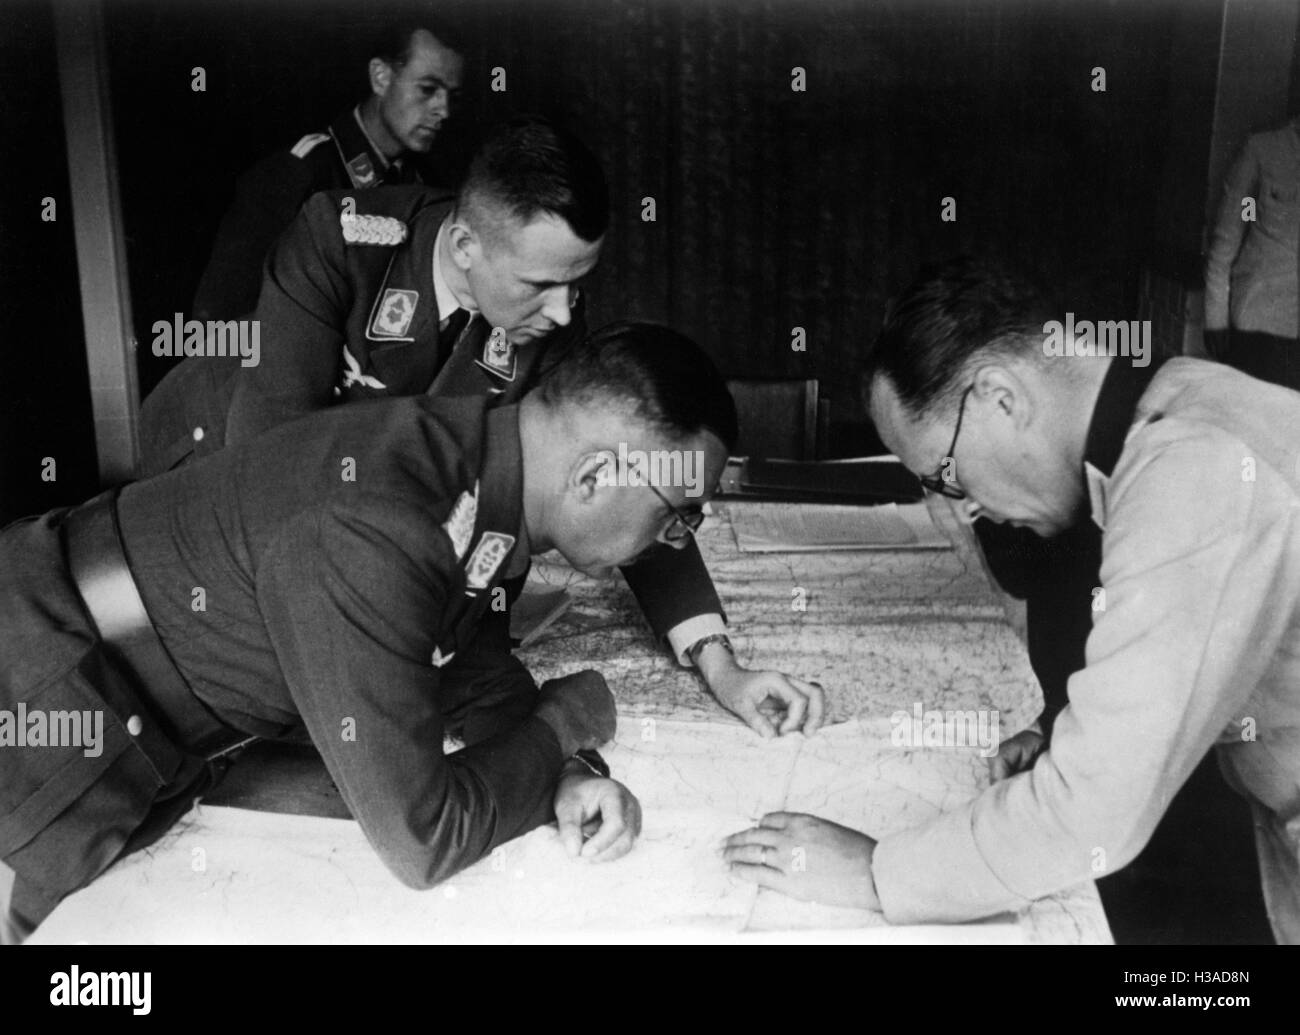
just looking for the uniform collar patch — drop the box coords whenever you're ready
[441,482,479,561]
[346,152,378,189]
[371,288,419,338]
[464,531,517,591]
[475,326,517,381]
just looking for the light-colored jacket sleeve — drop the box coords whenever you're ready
[872,421,1299,923]
[1204,143,1261,331]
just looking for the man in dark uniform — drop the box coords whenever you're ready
[191,20,464,323]
[141,117,826,740]
[0,322,739,940]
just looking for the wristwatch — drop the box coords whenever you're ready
[570,748,610,779]
[685,632,733,668]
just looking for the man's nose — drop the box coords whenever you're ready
[429,89,451,117]
[653,526,690,550]
[540,286,574,326]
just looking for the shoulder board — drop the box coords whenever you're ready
[340,212,408,247]
[290,133,330,159]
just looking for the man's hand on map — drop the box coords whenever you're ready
[697,644,826,738]
[554,772,643,862]
[723,812,879,909]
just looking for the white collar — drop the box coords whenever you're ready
[1083,462,1109,532]
[431,217,477,323]
[353,105,391,171]
[1082,414,1152,533]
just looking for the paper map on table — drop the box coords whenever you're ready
[30,718,1105,943]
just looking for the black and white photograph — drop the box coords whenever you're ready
[0,0,1296,997]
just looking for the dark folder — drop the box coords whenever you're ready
[726,457,924,504]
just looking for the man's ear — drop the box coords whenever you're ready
[973,363,1033,430]
[368,58,393,98]
[446,220,477,272]
[571,450,616,503]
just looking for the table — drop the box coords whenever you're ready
[30,499,1110,943]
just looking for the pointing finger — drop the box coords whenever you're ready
[735,697,778,740]
[759,811,799,831]
[774,681,809,736]
[555,798,586,858]
[579,792,628,859]
[796,679,827,734]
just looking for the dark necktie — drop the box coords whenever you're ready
[439,308,471,358]
[457,313,490,359]
[428,311,490,396]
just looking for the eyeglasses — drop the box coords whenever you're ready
[918,385,972,500]
[648,483,706,543]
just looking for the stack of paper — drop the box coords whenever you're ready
[729,502,951,552]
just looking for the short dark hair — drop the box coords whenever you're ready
[458,117,609,244]
[371,18,462,68]
[537,321,738,452]
[865,256,1056,420]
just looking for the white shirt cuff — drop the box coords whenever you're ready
[666,613,728,667]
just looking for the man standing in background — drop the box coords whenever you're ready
[191,19,464,323]
[1204,114,1300,391]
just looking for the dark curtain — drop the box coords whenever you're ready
[453,0,1180,425]
[106,0,1183,425]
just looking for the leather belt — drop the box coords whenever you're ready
[61,489,253,761]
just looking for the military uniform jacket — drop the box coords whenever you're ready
[191,105,437,323]
[145,184,724,642]
[226,187,564,441]
[2,396,565,901]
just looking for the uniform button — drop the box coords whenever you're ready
[126,715,143,736]
[192,426,205,442]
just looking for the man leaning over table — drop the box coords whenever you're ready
[0,322,740,941]
[140,116,825,740]
[725,257,1300,942]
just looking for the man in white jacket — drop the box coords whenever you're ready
[725,257,1300,942]
[1204,115,1300,390]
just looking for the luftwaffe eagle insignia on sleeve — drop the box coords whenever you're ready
[340,213,408,246]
